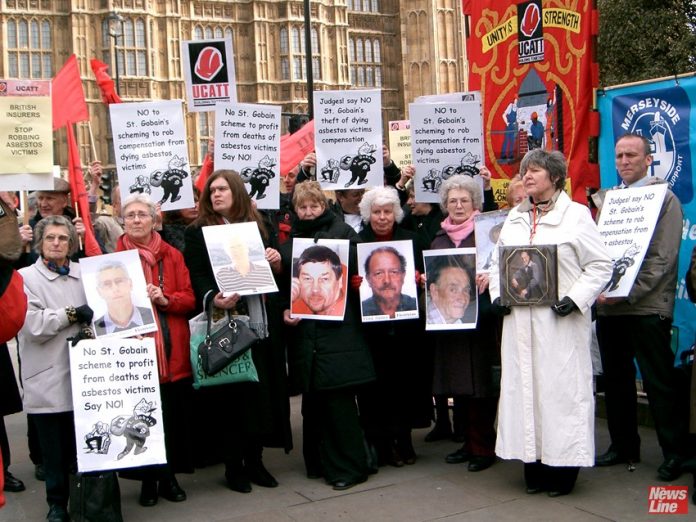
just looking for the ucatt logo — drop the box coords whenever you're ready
[648,486,688,514]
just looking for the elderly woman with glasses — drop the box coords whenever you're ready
[115,194,196,507]
[427,173,501,473]
[18,215,94,522]
[354,186,431,468]
[489,149,612,496]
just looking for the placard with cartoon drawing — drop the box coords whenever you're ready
[313,89,383,191]
[409,100,484,204]
[423,248,478,330]
[214,102,281,209]
[80,250,158,339]
[357,240,419,322]
[474,209,509,274]
[69,338,166,472]
[110,100,194,212]
[290,238,350,321]
[202,221,278,297]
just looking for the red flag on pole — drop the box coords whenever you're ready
[90,58,122,104]
[280,120,315,177]
[67,124,102,256]
[52,55,90,131]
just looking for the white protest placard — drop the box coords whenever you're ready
[110,100,194,212]
[409,100,484,203]
[201,222,278,297]
[70,338,166,472]
[0,79,54,190]
[388,120,411,171]
[597,184,668,298]
[79,250,158,340]
[181,38,237,112]
[415,91,481,103]
[214,103,281,209]
[313,89,383,191]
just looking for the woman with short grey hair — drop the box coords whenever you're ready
[358,186,404,225]
[121,194,158,221]
[33,215,79,259]
[439,175,483,214]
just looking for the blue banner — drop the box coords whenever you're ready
[598,74,696,360]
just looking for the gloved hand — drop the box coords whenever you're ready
[491,297,511,316]
[75,304,94,324]
[67,324,96,347]
[551,296,578,317]
[350,274,363,291]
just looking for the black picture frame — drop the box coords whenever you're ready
[499,245,558,306]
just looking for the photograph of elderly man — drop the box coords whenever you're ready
[359,244,417,320]
[291,242,348,320]
[425,252,478,329]
[92,259,154,336]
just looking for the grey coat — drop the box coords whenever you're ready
[18,259,87,414]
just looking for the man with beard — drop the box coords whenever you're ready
[361,246,416,318]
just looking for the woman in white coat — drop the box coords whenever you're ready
[489,149,611,497]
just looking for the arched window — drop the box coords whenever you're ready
[280,57,289,80]
[280,28,288,54]
[312,57,321,80]
[204,27,213,39]
[373,40,381,61]
[311,28,319,54]
[356,39,364,62]
[214,27,223,38]
[371,0,379,12]
[106,17,149,77]
[292,27,301,53]
[365,40,372,62]
[194,26,204,40]
[349,38,355,62]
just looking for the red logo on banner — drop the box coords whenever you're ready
[194,47,223,81]
[520,4,541,37]
[0,82,6,94]
[648,486,688,514]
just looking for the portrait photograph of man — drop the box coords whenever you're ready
[290,238,349,321]
[500,245,558,306]
[424,248,478,331]
[357,240,418,322]
[80,250,158,339]
[202,222,278,297]
[474,209,508,274]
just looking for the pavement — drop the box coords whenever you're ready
[1,394,695,522]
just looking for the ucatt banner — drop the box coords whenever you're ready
[181,38,237,112]
[597,73,696,361]
[465,0,598,203]
[0,79,54,190]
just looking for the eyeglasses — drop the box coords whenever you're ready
[43,234,70,243]
[123,212,152,221]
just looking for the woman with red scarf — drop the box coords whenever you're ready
[117,194,196,507]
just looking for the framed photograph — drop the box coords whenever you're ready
[202,222,278,297]
[499,245,558,307]
[423,248,478,331]
[474,209,509,274]
[290,238,350,321]
[79,250,158,339]
[357,240,419,322]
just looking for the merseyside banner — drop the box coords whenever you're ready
[465,0,598,203]
[597,73,696,360]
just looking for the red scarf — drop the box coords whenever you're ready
[440,211,480,245]
[119,232,168,381]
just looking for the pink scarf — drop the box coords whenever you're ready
[440,211,480,245]
[119,233,168,381]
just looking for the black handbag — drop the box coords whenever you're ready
[68,471,123,522]
[197,300,259,376]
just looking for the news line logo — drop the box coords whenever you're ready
[647,486,688,514]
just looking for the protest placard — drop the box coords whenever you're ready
[313,89,383,190]
[290,238,350,321]
[70,337,166,472]
[388,120,411,171]
[80,250,158,340]
[181,38,237,112]
[202,222,278,297]
[357,240,419,322]
[409,100,484,203]
[423,248,478,330]
[597,184,668,297]
[0,79,54,190]
[214,102,281,209]
[110,100,193,212]
[414,92,481,103]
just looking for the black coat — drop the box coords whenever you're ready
[183,221,292,452]
[0,343,22,417]
[428,229,501,398]
[358,223,432,429]
[279,210,375,393]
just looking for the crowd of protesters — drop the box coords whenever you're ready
[1,131,695,521]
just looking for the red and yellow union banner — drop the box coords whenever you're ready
[465,0,598,203]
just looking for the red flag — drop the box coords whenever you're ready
[280,120,315,177]
[52,55,89,131]
[90,58,122,104]
[67,125,101,256]
[195,153,215,193]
